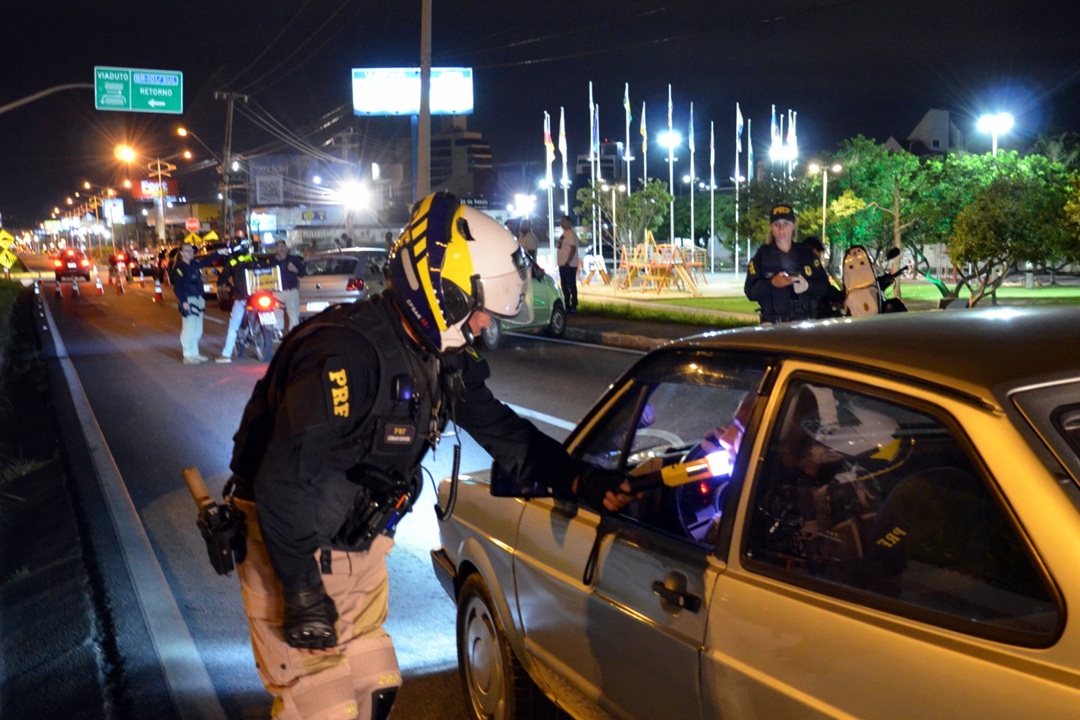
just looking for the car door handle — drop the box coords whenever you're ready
[651,577,702,613]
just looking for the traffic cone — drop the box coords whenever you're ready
[139,271,146,288]
[71,277,80,296]
[116,277,125,295]
[54,280,62,298]
[96,276,105,295]
[153,280,164,303]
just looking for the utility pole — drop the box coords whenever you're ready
[214,91,248,239]
[417,0,432,199]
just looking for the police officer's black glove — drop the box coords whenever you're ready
[574,465,633,512]
[283,586,338,650]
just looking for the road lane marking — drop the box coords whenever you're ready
[40,296,227,720]
[504,402,576,432]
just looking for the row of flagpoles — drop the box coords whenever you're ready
[539,82,800,271]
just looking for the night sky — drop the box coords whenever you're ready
[2,0,1078,226]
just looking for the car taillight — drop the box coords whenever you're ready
[53,259,62,268]
[346,277,364,292]
[80,259,90,267]
[117,253,126,261]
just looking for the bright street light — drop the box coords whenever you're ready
[176,127,221,162]
[977,112,1014,157]
[336,180,370,211]
[658,129,682,243]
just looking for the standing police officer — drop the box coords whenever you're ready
[273,240,306,334]
[744,203,829,324]
[171,241,213,363]
[224,192,631,720]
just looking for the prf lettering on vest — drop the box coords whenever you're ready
[327,368,349,417]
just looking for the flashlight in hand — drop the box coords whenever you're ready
[628,451,734,493]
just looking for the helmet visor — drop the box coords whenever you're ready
[477,246,532,323]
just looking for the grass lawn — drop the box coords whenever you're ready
[582,277,1080,324]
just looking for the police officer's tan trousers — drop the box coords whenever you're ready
[234,498,401,720]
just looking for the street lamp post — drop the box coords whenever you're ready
[148,158,178,242]
[116,144,190,243]
[977,112,1014,157]
[658,129,682,244]
[809,162,842,256]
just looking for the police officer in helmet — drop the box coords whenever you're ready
[224,192,632,720]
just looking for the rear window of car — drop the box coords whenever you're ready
[1012,382,1080,495]
[306,257,359,276]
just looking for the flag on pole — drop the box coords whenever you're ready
[747,118,754,181]
[640,101,647,154]
[688,102,695,153]
[787,109,798,161]
[558,107,568,170]
[589,81,596,160]
[593,105,600,159]
[710,120,715,172]
[770,104,780,159]
[736,102,744,179]
[544,111,555,185]
[667,84,673,132]
[736,102,744,152]
[623,82,632,181]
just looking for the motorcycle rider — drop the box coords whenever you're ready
[216,234,258,363]
[744,204,830,324]
[224,192,634,720]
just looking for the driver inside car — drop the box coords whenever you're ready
[622,391,757,539]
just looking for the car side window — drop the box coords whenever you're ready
[744,378,1060,645]
[575,351,766,546]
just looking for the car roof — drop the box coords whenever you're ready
[668,307,1080,408]
[307,248,386,258]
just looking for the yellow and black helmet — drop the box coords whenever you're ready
[387,192,529,352]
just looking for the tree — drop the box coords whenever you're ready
[575,178,671,258]
[947,157,1072,304]
[831,136,920,266]
[1028,132,1080,172]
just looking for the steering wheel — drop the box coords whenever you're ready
[635,428,685,448]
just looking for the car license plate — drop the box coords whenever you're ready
[258,311,277,326]
[67,262,77,269]
[305,301,328,313]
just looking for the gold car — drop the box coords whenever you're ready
[433,307,1080,720]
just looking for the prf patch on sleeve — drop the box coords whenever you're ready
[382,422,416,445]
[748,260,756,276]
[324,357,350,420]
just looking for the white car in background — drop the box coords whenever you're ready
[299,248,388,319]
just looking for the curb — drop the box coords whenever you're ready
[563,326,668,352]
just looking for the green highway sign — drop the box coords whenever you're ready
[94,66,183,114]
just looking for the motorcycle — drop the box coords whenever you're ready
[234,290,282,362]
[842,245,909,316]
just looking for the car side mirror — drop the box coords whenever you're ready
[489,461,552,498]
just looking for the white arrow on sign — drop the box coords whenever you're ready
[148,100,165,107]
